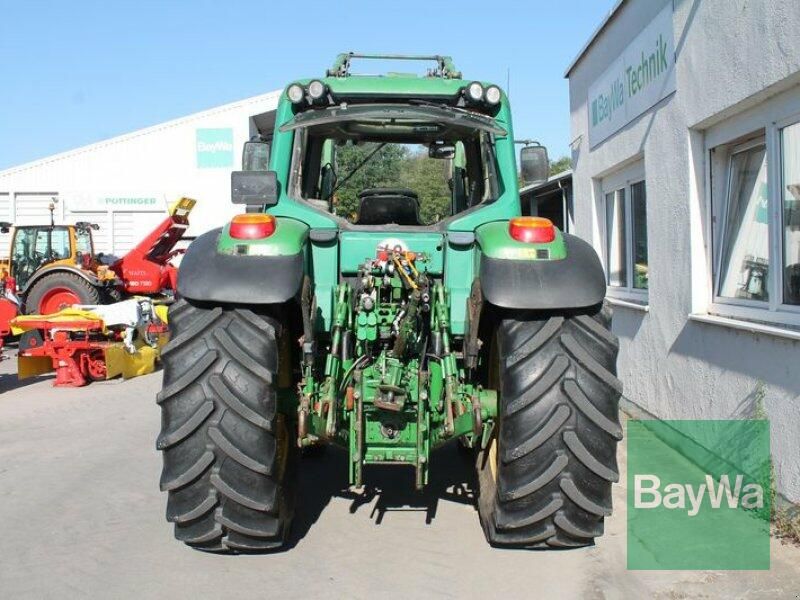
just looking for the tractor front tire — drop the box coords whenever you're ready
[157,299,297,552]
[25,272,101,314]
[477,304,622,548]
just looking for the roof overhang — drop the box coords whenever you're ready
[519,169,572,196]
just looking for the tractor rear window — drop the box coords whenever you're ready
[335,142,449,224]
[286,106,502,227]
[28,228,70,259]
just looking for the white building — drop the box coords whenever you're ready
[0,90,281,259]
[567,0,800,502]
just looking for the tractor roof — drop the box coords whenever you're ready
[327,53,462,79]
[316,75,469,99]
[313,53,483,99]
[285,54,505,117]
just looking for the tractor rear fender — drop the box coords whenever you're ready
[475,224,606,310]
[21,265,106,295]
[177,218,308,305]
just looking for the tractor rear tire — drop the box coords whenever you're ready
[25,272,101,314]
[157,299,297,552]
[477,304,622,548]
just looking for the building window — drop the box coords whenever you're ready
[605,188,627,287]
[782,122,800,306]
[631,181,649,290]
[707,114,800,327]
[602,170,648,299]
[716,140,769,302]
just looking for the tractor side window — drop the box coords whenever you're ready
[75,229,92,256]
[12,228,36,273]
[481,132,501,201]
[13,228,30,260]
[11,228,43,286]
[288,130,308,202]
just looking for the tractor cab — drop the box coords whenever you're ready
[8,222,98,290]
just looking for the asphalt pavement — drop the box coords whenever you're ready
[0,349,798,599]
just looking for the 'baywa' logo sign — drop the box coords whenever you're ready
[635,473,764,517]
[586,4,676,146]
[196,128,234,169]
[627,420,771,570]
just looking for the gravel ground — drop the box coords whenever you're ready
[0,348,798,599]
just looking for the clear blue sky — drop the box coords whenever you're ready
[0,0,614,171]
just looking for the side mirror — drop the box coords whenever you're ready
[242,141,270,171]
[75,221,100,231]
[520,145,549,186]
[231,170,279,206]
[429,143,455,159]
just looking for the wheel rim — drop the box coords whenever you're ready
[488,435,498,482]
[487,331,501,483]
[38,288,81,314]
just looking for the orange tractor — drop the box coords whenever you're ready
[0,197,195,330]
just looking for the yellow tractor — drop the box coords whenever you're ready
[0,198,194,316]
[0,205,117,315]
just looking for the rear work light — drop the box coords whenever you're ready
[229,214,276,239]
[484,85,502,105]
[465,81,484,102]
[508,217,556,243]
[307,80,327,100]
[286,83,305,104]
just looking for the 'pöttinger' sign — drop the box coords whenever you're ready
[587,4,676,147]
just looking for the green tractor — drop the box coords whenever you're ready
[156,53,622,552]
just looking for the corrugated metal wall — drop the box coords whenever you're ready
[110,211,165,257]
[12,193,56,226]
[64,211,111,256]
[0,198,166,260]
[0,193,10,255]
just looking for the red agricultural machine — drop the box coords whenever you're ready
[11,298,167,387]
[0,294,15,361]
[0,197,194,319]
[0,197,195,367]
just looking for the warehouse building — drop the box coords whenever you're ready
[566,0,800,502]
[0,90,281,259]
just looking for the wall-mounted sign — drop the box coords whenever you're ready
[65,192,167,212]
[196,128,234,168]
[587,4,676,147]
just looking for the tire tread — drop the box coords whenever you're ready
[156,299,294,552]
[478,305,622,548]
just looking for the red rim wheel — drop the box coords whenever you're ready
[38,288,81,315]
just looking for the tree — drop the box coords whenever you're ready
[333,143,450,224]
[400,152,450,225]
[333,143,407,219]
[549,155,572,176]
